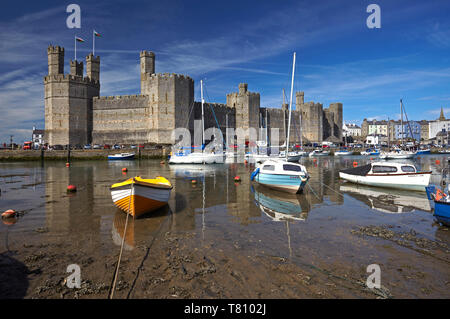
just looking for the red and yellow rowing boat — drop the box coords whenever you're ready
[110,176,172,217]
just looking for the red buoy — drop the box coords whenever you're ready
[234,176,241,182]
[191,179,197,184]
[67,185,77,192]
[122,168,128,172]
[353,161,358,167]
[65,162,70,167]
[436,160,441,165]
[2,209,16,218]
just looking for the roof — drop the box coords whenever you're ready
[324,136,341,143]
[33,129,45,134]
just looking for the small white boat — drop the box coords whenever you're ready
[108,153,135,160]
[278,151,305,162]
[339,162,431,191]
[379,150,415,159]
[169,152,224,164]
[309,149,330,157]
[361,149,380,156]
[251,160,310,194]
[334,150,353,156]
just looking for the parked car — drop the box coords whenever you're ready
[52,145,64,150]
[93,144,101,149]
[113,144,120,149]
[84,144,92,149]
[104,144,111,149]
[130,145,137,149]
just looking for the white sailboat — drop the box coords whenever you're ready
[169,80,224,164]
[251,52,310,194]
[380,99,415,160]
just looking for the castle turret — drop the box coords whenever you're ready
[70,60,83,77]
[140,51,155,95]
[296,91,304,108]
[86,53,100,82]
[227,83,260,132]
[239,83,248,94]
[47,45,64,75]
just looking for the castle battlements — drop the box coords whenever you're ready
[95,94,146,100]
[44,74,99,85]
[47,45,64,54]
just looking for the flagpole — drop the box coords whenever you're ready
[93,30,95,56]
[74,36,77,61]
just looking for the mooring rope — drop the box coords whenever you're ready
[109,179,134,299]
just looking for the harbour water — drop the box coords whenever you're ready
[0,155,449,298]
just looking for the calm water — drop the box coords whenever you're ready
[0,155,449,297]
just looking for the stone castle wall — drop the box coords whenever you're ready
[45,45,343,146]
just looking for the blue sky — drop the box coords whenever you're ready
[1,0,450,143]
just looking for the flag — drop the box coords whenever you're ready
[75,36,85,42]
[94,30,101,37]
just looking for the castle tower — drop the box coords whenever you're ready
[86,53,100,82]
[44,45,100,146]
[227,83,260,134]
[329,102,343,140]
[296,91,304,110]
[70,60,83,76]
[140,51,155,95]
[47,45,64,75]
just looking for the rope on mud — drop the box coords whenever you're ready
[126,206,174,299]
[109,180,134,299]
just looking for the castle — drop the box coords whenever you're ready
[44,45,343,146]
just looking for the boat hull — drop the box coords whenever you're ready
[254,172,309,194]
[111,182,171,217]
[108,153,135,160]
[339,171,430,191]
[169,153,224,164]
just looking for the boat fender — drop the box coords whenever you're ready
[250,168,260,181]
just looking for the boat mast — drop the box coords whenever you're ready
[300,112,303,150]
[286,52,296,161]
[201,80,205,149]
[283,88,286,148]
[265,108,268,150]
[400,99,404,149]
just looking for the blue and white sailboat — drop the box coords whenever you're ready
[251,52,310,194]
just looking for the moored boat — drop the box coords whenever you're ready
[108,152,135,160]
[110,176,172,217]
[251,160,310,194]
[361,149,380,156]
[425,185,450,226]
[339,162,431,191]
[334,150,353,156]
[416,149,431,155]
[379,150,415,159]
[169,152,224,164]
[309,149,330,157]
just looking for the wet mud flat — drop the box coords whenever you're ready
[1,218,449,299]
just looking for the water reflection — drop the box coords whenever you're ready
[35,156,445,243]
[340,183,432,214]
[251,185,310,221]
[112,207,169,250]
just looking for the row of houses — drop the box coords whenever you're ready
[343,107,450,145]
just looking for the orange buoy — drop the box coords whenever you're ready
[370,157,373,160]
[2,209,16,218]
[353,161,358,167]
[2,218,17,225]
[234,176,241,182]
[65,162,70,167]
[122,168,128,172]
[313,159,317,163]
[436,160,441,165]
[191,179,197,184]
[67,185,77,192]
[244,160,248,164]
